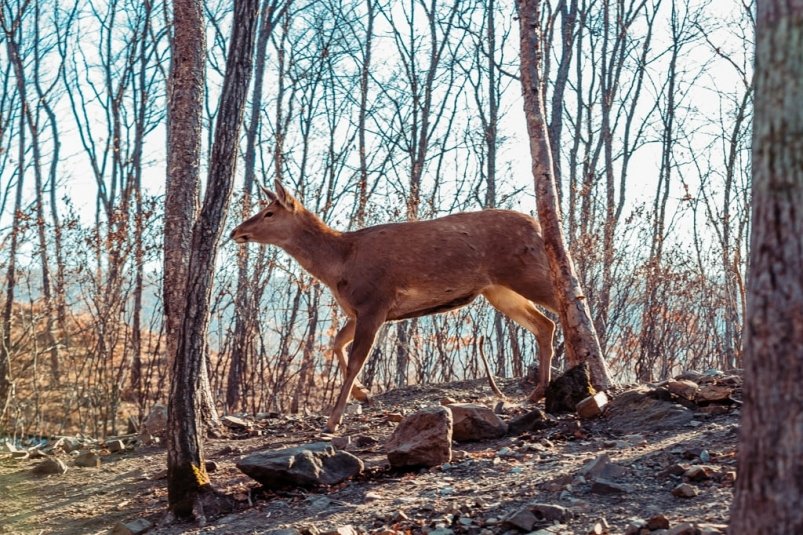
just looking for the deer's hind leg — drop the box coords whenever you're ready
[333,318,371,402]
[482,285,555,402]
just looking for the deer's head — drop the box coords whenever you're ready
[230,180,302,246]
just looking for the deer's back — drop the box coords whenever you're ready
[335,210,552,316]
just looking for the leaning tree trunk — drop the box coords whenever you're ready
[516,0,611,392]
[729,1,803,532]
[165,0,260,520]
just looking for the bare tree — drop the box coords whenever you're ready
[166,0,260,519]
[517,0,611,393]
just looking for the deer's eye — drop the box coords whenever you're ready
[264,211,274,218]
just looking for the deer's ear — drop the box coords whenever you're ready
[260,185,278,203]
[273,179,297,211]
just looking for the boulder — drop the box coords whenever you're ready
[386,406,452,468]
[667,380,699,401]
[237,442,363,489]
[32,458,68,476]
[74,451,101,468]
[576,391,609,419]
[605,386,694,433]
[545,363,595,414]
[447,403,507,441]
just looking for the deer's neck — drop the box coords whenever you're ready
[281,212,345,288]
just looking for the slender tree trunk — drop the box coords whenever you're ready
[730,1,803,531]
[517,0,611,392]
[355,0,375,227]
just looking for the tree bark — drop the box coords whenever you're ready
[729,1,803,532]
[517,0,611,392]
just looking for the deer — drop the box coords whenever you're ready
[231,180,559,433]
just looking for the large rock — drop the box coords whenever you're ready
[386,406,452,468]
[545,363,595,414]
[236,443,363,489]
[605,386,694,433]
[447,403,507,441]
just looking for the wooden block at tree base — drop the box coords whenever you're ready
[576,391,609,419]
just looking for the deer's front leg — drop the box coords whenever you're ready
[326,311,384,433]
[332,318,370,402]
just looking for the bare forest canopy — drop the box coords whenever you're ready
[0,0,753,438]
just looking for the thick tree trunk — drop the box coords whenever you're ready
[517,0,611,392]
[166,0,260,520]
[729,1,803,532]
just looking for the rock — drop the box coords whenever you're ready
[504,503,571,531]
[32,458,68,476]
[658,463,688,478]
[331,436,352,450]
[683,465,714,482]
[695,385,732,403]
[386,406,452,468]
[386,413,404,423]
[667,523,696,535]
[74,451,101,468]
[494,400,512,414]
[262,530,302,535]
[140,404,167,439]
[222,415,252,429]
[606,387,694,433]
[321,526,358,535]
[110,518,153,535]
[696,523,728,534]
[344,403,362,416]
[590,478,632,494]
[589,517,610,534]
[507,408,555,435]
[667,380,699,401]
[447,403,507,441]
[671,483,698,498]
[545,363,595,414]
[236,442,363,488]
[205,460,219,473]
[441,397,457,405]
[696,405,730,416]
[579,454,627,480]
[646,514,670,530]
[106,440,126,453]
[576,391,608,419]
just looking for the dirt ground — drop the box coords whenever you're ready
[0,377,739,535]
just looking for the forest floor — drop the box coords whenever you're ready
[0,376,739,535]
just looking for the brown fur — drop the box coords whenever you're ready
[232,180,558,432]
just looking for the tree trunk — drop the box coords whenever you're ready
[166,0,260,520]
[729,1,803,532]
[517,0,611,392]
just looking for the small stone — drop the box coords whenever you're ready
[695,384,732,403]
[504,509,538,531]
[590,478,632,494]
[32,458,68,476]
[667,522,697,535]
[386,407,452,468]
[580,454,627,480]
[576,391,608,419]
[106,440,126,453]
[331,436,351,450]
[646,514,670,530]
[667,380,699,400]
[344,403,362,416]
[441,397,457,405]
[507,408,555,435]
[671,483,698,498]
[386,413,404,423]
[696,523,728,534]
[683,465,714,481]
[110,518,153,535]
[588,517,610,534]
[74,451,101,468]
[447,403,507,441]
[205,460,219,473]
[222,415,252,429]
